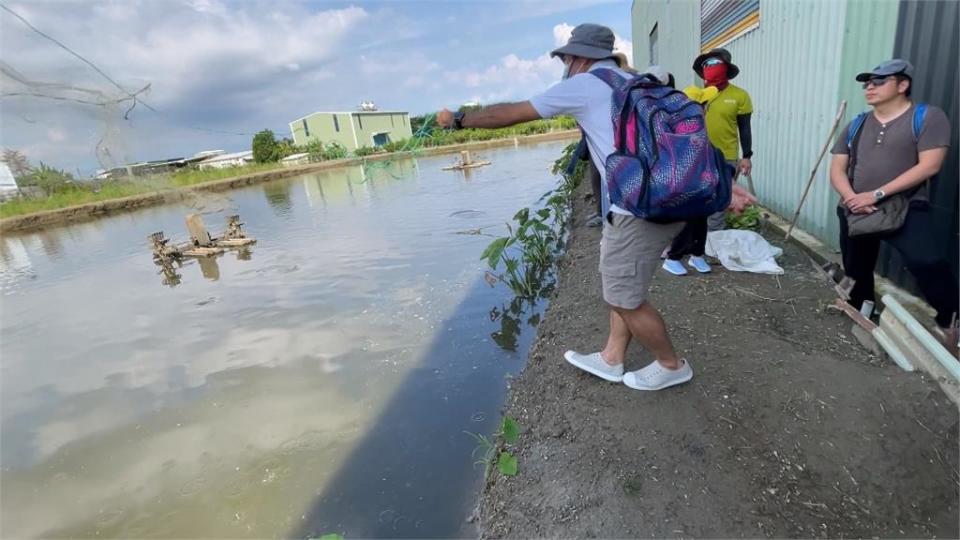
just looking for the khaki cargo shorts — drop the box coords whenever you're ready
[600,213,683,309]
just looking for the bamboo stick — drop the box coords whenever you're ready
[785,100,847,241]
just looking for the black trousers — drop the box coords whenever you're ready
[668,217,708,260]
[837,204,959,327]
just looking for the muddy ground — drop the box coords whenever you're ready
[478,190,959,538]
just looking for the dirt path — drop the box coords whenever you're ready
[478,190,959,538]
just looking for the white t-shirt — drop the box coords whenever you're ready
[529,59,631,216]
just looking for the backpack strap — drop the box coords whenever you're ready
[845,112,868,151]
[589,68,630,90]
[845,111,869,181]
[912,103,927,141]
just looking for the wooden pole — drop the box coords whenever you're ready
[785,100,848,241]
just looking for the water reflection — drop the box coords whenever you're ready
[488,276,555,353]
[157,260,183,287]
[154,249,256,287]
[197,256,220,281]
[263,181,294,216]
[0,141,569,538]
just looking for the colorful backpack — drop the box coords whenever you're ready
[591,69,733,222]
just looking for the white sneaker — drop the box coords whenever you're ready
[563,351,624,382]
[623,359,693,391]
[662,259,688,276]
[688,256,711,274]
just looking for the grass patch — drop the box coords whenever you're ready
[169,162,287,187]
[0,181,166,218]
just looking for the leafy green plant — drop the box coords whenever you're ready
[321,142,348,161]
[18,162,74,195]
[501,416,519,443]
[251,129,279,163]
[354,146,384,157]
[304,139,324,161]
[481,141,586,299]
[497,452,518,476]
[465,415,521,477]
[273,137,299,160]
[726,204,762,229]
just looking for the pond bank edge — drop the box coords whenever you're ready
[0,130,579,235]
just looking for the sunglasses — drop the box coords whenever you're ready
[862,76,894,89]
[703,58,725,67]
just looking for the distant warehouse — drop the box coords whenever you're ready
[288,110,413,151]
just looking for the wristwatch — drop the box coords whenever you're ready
[453,111,466,130]
[873,189,886,200]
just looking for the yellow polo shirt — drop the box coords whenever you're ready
[704,84,753,161]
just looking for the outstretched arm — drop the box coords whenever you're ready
[437,103,541,130]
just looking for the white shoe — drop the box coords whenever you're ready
[662,259,687,276]
[563,350,624,382]
[688,256,711,274]
[623,359,693,391]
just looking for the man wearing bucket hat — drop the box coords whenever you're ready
[661,48,754,276]
[437,24,754,391]
[828,59,956,345]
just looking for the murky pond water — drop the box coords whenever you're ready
[0,141,570,538]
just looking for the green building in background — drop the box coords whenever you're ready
[288,110,413,150]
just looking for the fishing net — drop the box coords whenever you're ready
[355,112,439,182]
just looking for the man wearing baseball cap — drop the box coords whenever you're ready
[828,59,956,343]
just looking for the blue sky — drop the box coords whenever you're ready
[1,0,633,174]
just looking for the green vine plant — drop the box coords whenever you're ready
[464,416,521,477]
[480,141,585,299]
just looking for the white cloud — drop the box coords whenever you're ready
[1,1,371,170]
[553,23,575,46]
[615,35,634,68]
[0,3,634,172]
[446,23,634,106]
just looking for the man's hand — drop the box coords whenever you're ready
[728,184,756,213]
[738,158,752,176]
[844,191,878,213]
[436,108,454,129]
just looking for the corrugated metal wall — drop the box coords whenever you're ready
[878,0,960,288]
[631,0,901,247]
[721,0,849,243]
[631,0,702,89]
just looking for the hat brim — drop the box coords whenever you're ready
[692,49,739,79]
[550,43,616,61]
[855,70,907,82]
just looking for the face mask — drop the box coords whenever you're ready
[703,62,729,89]
[562,58,579,80]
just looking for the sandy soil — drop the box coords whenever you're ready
[478,188,959,538]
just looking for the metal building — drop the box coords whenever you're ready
[631,0,958,288]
